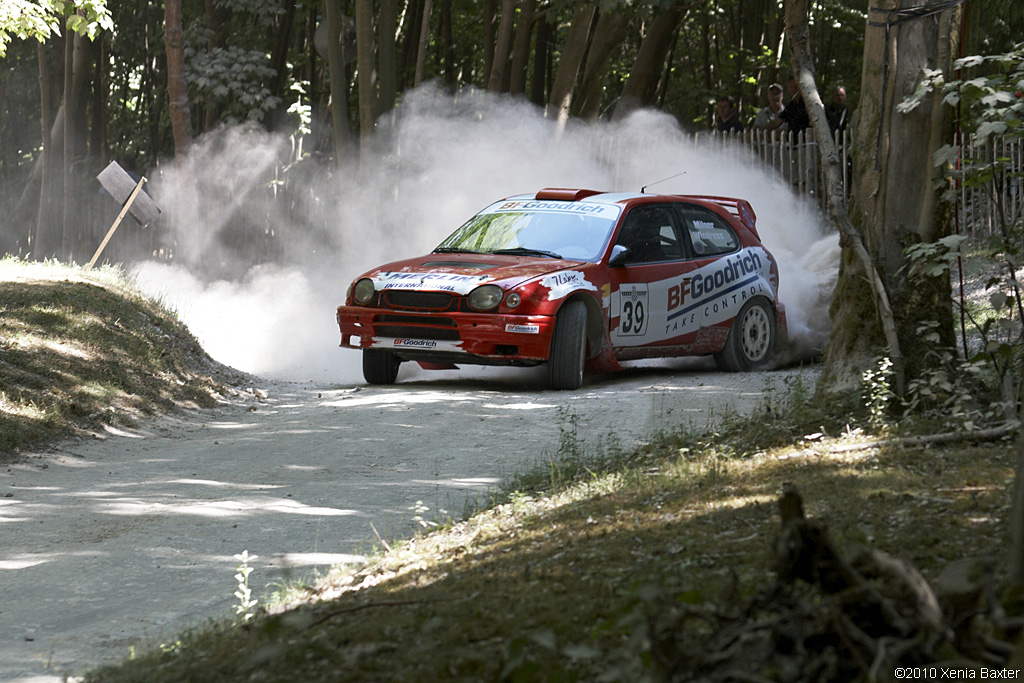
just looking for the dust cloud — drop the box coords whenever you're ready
[130,85,838,384]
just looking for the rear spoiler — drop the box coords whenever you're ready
[680,195,759,238]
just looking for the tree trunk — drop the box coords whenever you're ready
[355,0,375,143]
[414,0,432,87]
[614,4,687,121]
[379,0,398,110]
[481,0,497,88]
[89,35,106,161]
[438,0,456,89]
[508,0,535,96]
[35,43,58,258]
[487,0,516,91]
[62,24,74,257]
[529,11,552,106]
[266,0,297,131]
[62,30,94,260]
[164,0,192,163]
[324,0,351,163]
[574,8,629,120]
[785,0,903,397]
[820,0,961,393]
[545,4,595,125]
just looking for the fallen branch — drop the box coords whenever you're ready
[828,422,1019,453]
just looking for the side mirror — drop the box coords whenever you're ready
[609,244,630,267]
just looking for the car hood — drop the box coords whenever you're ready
[361,253,587,294]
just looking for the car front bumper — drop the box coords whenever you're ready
[336,305,557,363]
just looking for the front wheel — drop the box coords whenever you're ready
[548,300,588,390]
[363,348,401,385]
[714,298,776,372]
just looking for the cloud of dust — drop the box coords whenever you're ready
[131,84,838,384]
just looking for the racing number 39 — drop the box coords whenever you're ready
[617,284,649,337]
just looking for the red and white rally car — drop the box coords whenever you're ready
[337,188,787,389]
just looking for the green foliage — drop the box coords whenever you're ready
[862,356,894,430]
[0,0,112,57]
[902,42,1024,428]
[185,45,281,124]
[232,551,259,623]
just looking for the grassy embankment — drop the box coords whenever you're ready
[0,257,242,457]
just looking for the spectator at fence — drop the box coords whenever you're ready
[753,83,785,130]
[765,89,810,133]
[826,86,849,136]
[715,95,744,133]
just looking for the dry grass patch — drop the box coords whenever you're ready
[0,258,241,458]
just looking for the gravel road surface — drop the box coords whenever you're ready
[1,360,815,682]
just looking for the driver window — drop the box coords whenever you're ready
[678,205,739,257]
[615,206,684,264]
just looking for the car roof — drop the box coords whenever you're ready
[501,188,759,236]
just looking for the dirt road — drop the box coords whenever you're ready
[1,360,815,682]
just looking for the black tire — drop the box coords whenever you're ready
[548,300,588,390]
[713,298,776,372]
[363,348,401,385]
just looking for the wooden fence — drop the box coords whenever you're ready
[957,133,1024,238]
[694,128,1023,239]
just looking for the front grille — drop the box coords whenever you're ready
[383,291,456,310]
[377,314,456,327]
[376,325,460,341]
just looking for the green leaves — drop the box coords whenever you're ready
[185,46,280,123]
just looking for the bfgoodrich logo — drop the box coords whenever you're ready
[393,338,438,348]
[505,324,540,334]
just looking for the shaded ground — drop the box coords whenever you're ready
[1,362,802,682]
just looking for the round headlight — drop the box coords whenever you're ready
[505,292,521,309]
[467,284,503,311]
[353,278,375,304]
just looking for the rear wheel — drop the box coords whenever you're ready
[714,298,775,372]
[363,348,401,385]
[548,300,588,390]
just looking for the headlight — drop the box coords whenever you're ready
[353,278,375,304]
[467,284,503,311]
[505,292,521,309]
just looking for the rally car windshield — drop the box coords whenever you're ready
[435,201,622,262]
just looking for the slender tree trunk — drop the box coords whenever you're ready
[62,24,75,257]
[35,43,57,259]
[574,8,629,119]
[482,0,497,88]
[545,4,595,125]
[266,0,297,131]
[414,0,432,86]
[439,0,456,89]
[89,35,106,161]
[487,0,517,91]
[324,0,351,162]
[614,4,687,120]
[164,0,192,163]
[508,0,535,96]
[379,0,399,110]
[529,11,552,106]
[355,0,375,143]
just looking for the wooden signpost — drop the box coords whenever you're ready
[89,161,162,269]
